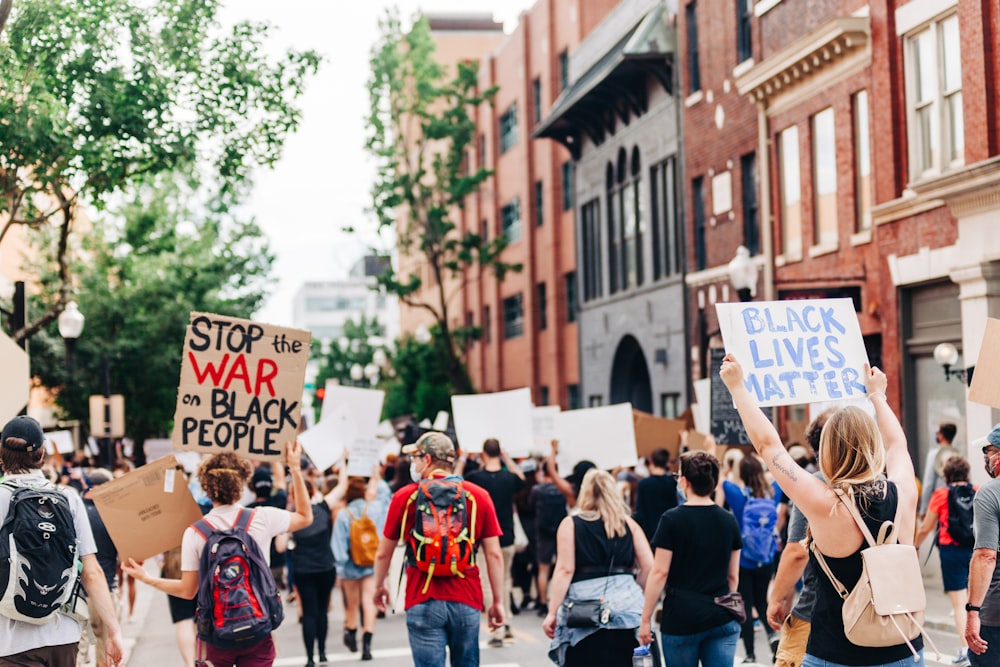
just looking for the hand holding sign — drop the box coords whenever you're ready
[719,353,744,391]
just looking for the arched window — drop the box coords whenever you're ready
[609,147,643,290]
[606,162,619,294]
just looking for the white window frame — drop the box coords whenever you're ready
[778,125,802,263]
[811,107,838,254]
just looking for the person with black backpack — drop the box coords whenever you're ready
[916,454,977,665]
[0,415,124,666]
[122,441,314,667]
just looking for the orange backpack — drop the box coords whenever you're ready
[345,504,379,567]
[400,478,477,593]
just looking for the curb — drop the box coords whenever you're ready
[926,616,956,633]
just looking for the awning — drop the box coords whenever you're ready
[533,4,675,159]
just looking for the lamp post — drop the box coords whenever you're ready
[728,245,758,302]
[414,324,432,344]
[364,362,379,386]
[934,342,972,384]
[57,301,85,373]
[350,362,364,387]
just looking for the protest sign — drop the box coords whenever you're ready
[347,436,382,477]
[299,405,356,472]
[46,430,75,455]
[555,403,638,472]
[452,388,533,456]
[320,383,385,435]
[90,455,204,563]
[716,298,868,407]
[633,410,685,458]
[142,438,174,462]
[171,313,311,461]
[692,378,711,434]
[970,319,1000,409]
[710,348,772,445]
[532,405,561,454]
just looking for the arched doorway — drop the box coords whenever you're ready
[609,335,653,413]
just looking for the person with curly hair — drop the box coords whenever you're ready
[123,441,314,666]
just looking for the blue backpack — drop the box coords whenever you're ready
[740,493,778,567]
[191,508,284,648]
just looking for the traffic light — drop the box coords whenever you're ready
[316,386,326,401]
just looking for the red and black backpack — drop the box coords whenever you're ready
[401,477,478,593]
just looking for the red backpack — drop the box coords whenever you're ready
[400,477,478,593]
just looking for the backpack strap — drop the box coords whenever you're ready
[832,487,888,547]
[234,508,256,532]
[191,517,217,541]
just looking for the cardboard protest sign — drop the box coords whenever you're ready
[320,383,385,434]
[555,403,638,472]
[451,388,533,456]
[970,319,1000,409]
[632,410,685,458]
[710,348,773,445]
[171,313,311,461]
[686,430,712,452]
[532,405,561,454]
[716,298,868,407]
[90,455,204,563]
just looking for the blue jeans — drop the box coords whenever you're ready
[661,620,740,667]
[802,651,924,667]
[405,599,480,667]
[969,624,1000,667]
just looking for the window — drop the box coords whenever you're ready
[660,393,680,418]
[483,305,491,343]
[537,282,548,330]
[779,125,802,260]
[501,198,522,243]
[906,13,963,179]
[539,386,549,406]
[499,103,518,154]
[650,156,679,280]
[565,271,577,323]
[532,77,542,125]
[736,0,752,63]
[589,395,604,407]
[480,218,489,242]
[478,133,486,168]
[854,90,872,232]
[686,1,701,93]
[559,50,569,91]
[740,152,759,255]
[607,164,620,293]
[568,384,581,410]
[534,180,544,227]
[692,176,706,270]
[607,148,643,290]
[561,161,574,211]
[580,198,603,301]
[502,294,523,339]
[812,108,837,248]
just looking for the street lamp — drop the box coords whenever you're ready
[364,363,379,386]
[372,347,388,368]
[934,342,972,383]
[728,245,758,302]
[350,362,364,386]
[414,324,432,344]
[57,301,85,373]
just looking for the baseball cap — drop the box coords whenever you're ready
[519,458,538,473]
[984,423,1000,451]
[401,432,456,462]
[0,416,45,452]
[251,467,273,490]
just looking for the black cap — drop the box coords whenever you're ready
[1,416,44,452]
[252,467,273,491]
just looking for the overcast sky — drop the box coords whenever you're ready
[217,1,534,326]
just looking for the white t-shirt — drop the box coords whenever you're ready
[0,472,97,657]
[180,503,291,572]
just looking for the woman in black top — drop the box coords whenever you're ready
[289,477,346,667]
[721,356,924,665]
[639,451,743,667]
[542,469,653,666]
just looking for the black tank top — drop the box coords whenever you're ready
[806,481,924,664]
[571,515,636,583]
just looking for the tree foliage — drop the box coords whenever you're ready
[311,315,386,405]
[365,9,520,394]
[381,332,453,423]
[28,176,274,455]
[0,0,319,339]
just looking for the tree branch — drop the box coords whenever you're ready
[0,0,12,39]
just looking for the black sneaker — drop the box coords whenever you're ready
[488,638,504,648]
[742,656,756,664]
[770,635,780,660]
[536,603,549,617]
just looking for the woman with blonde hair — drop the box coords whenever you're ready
[542,468,653,666]
[720,356,925,666]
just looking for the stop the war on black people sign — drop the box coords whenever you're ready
[171,312,312,461]
[716,298,869,407]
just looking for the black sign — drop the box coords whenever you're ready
[709,348,772,446]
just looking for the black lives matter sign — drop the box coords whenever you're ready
[171,313,311,461]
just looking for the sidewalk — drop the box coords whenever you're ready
[921,542,961,633]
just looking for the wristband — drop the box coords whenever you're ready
[967,603,982,613]
[866,391,886,402]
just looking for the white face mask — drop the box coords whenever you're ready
[410,461,423,482]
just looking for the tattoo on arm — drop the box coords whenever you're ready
[771,452,799,482]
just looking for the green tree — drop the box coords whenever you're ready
[0,0,319,339]
[365,10,520,395]
[28,176,274,459]
[381,331,452,423]
[311,315,387,407]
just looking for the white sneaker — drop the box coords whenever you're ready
[953,649,970,665]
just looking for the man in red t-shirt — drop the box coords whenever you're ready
[373,432,505,666]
